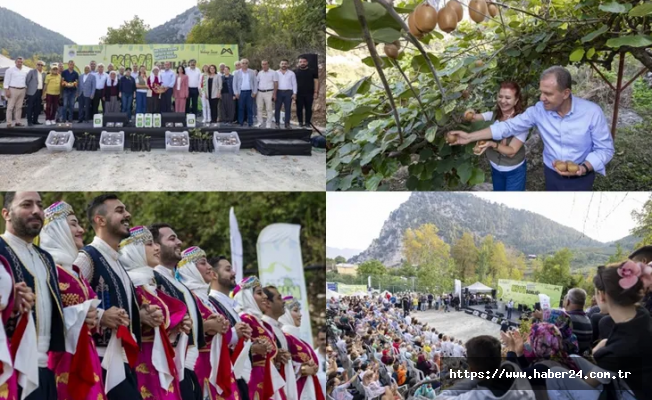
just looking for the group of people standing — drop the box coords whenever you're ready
[448,66,615,191]
[0,191,324,400]
[3,55,319,129]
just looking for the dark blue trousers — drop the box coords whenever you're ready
[238,90,254,126]
[275,89,293,126]
[544,165,595,191]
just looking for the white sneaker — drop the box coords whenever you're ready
[45,120,51,126]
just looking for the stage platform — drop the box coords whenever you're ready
[464,304,523,326]
[0,121,311,150]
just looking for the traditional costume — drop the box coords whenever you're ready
[0,256,18,400]
[177,247,237,400]
[280,296,324,400]
[119,226,187,400]
[154,263,205,400]
[39,201,105,400]
[262,305,298,400]
[208,286,249,400]
[0,227,66,400]
[233,277,285,400]
[74,230,142,400]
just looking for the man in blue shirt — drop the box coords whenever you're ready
[118,68,136,121]
[159,61,176,113]
[61,60,79,123]
[449,66,614,191]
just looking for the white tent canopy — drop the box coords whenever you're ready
[464,282,493,293]
[327,289,341,299]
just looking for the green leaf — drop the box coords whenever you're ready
[365,174,383,191]
[598,1,632,13]
[397,134,417,151]
[425,126,438,143]
[586,48,596,59]
[371,28,402,44]
[629,2,652,16]
[338,175,354,190]
[469,168,485,185]
[338,143,355,157]
[535,42,547,53]
[437,157,455,173]
[360,147,382,166]
[559,22,568,30]
[505,49,521,57]
[327,36,361,51]
[411,53,440,73]
[606,35,652,48]
[406,175,419,190]
[569,48,585,62]
[419,148,434,161]
[581,25,609,43]
[457,163,473,184]
[341,76,371,97]
[327,168,339,181]
[393,6,415,13]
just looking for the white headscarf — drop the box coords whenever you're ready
[279,296,301,338]
[176,246,212,305]
[233,276,263,319]
[119,226,156,291]
[39,201,78,270]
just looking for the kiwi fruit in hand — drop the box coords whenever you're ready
[555,161,567,172]
[566,162,579,173]
[464,110,475,122]
[446,132,457,144]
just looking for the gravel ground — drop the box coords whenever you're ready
[0,148,326,191]
[414,309,501,342]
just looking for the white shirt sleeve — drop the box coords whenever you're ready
[481,111,494,121]
[4,68,13,88]
[292,72,298,95]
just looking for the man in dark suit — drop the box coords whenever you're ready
[25,61,46,126]
[76,65,96,123]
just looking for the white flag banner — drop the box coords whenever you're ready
[230,207,244,285]
[257,224,314,347]
[455,279,462,303]
[539,294,551,310]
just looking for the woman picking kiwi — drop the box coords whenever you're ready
[464,81,529,191]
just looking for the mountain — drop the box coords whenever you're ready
[0,7,75,57]
[349,192,636,268]
[146,6,202,44]
[327,247,364,260]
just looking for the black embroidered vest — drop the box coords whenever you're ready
[81,245,142,347]
[0,237,65,352]
[153,270,205,349]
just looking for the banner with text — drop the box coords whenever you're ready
[257,223,313,346]
[497,279,563,308]
[63,44,239,74]
[335,284,369,296]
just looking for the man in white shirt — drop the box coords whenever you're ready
[0,192,66,399]
[233,58,258,127]
[275,59,297,129]
[4,57,29,127]
[261,286,296,399]
[159,62,176,113]
[91,64,108,116]
[149,223,208,400]
[186,59,202,115]
[256,60,278,128]
[74,194,162,400]
[208,256,256,400]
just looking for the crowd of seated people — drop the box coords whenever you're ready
[326,248,652,400]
